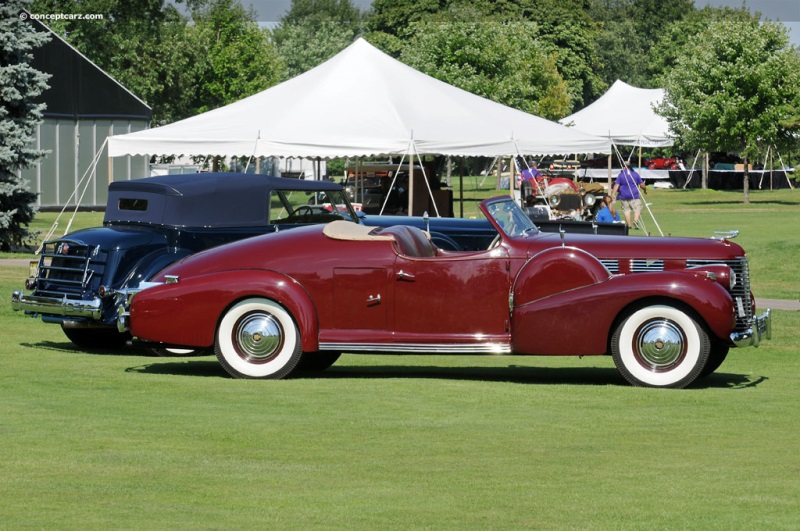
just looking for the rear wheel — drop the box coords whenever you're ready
[611,304,710,388]
[62,326,130,350]
[215,298,302,379]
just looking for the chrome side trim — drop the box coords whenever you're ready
[318,342,512,354]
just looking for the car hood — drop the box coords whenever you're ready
[530,231,746,261]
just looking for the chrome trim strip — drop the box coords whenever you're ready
[318,342,512,354]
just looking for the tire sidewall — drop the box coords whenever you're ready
[215,298,301,379]
[612,304,710,388]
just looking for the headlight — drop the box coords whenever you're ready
[584,194,596,207]
[549,195,561,207]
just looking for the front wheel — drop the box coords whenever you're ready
[611,304,710,388]
[699,342,729,378]
[215,298,302,379]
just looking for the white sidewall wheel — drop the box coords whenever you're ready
[612,304,710,389]
[215,298,302,379]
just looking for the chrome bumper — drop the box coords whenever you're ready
[730,308,772,348]
[11,290,102,320]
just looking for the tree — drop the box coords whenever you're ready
[30,0,284,124]
[30,0,199,124]
[589,0,694,89]
[273,0,363,80]
[658,12,800,203]
[400,18,570,120]
[188,0,283,113]
[647,6,753,86]
[0,0,50,251]
[367,0,604,111]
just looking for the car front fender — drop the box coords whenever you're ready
[130,269,319,352]
[511,270,736,356]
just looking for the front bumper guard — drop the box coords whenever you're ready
[11,291,102,320]
[730,308,772,348]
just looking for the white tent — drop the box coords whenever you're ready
[559,80,673,148]
[108,38,610,159]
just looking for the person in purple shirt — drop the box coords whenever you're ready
[611,162,646,228]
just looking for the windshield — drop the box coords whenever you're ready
[270,189,358,223]
[485,197,538,238]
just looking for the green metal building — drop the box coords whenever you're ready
[20,18,151,209]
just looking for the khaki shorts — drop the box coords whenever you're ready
[619,198,643,215]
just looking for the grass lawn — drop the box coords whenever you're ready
[1,182,798,528]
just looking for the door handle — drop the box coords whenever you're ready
[396,270,415,281]
[367,294,381,304]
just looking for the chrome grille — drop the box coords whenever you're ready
[687,257,751,333]
[630,259,664,272]
[34,240,105,300]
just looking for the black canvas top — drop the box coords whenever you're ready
[104,173,342,228]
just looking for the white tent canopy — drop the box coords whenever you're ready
[108,38,610,159]
[559,80,673,148]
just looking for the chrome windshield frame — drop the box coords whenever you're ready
[484,197,539,239]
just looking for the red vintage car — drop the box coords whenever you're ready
[645,156,682,170]
[126,197,771,388]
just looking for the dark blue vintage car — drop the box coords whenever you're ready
[11,173,363,350]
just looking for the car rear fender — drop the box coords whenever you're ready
[130,269,319,351]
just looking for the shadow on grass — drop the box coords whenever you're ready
[21,340,156,357]
[126,359,764,388]
[126,360,226,378]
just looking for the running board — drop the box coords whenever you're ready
[318,342,512,354]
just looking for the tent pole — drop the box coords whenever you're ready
[459,157,464,218]
[509,154,515,199]
[703,152,709,189]
[607,153,612,192]
[770,147,774,190]
[408,145,414,216]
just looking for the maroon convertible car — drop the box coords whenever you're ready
[125,196,771,388]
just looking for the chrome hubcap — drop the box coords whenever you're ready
[634,319,686,372]
[233,312,283,363]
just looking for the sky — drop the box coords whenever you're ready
[245,0,800,47]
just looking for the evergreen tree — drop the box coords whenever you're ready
[0,0,50,251]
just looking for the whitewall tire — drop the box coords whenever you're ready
[611,304,710,389]
[215,298,302,379]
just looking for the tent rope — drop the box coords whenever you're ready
[37,138,108,254]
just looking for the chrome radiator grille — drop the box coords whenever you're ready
[687,257,751,333]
